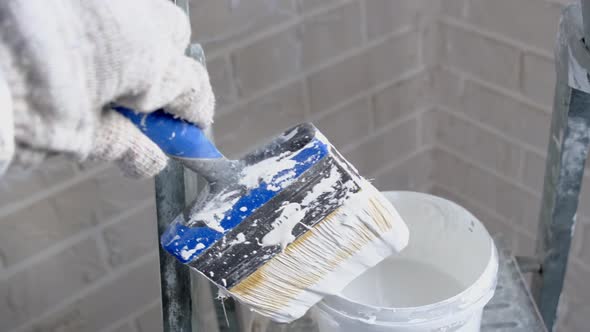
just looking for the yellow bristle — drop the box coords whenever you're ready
[227,183,408,322]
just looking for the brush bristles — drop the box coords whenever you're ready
[228,181,409,323]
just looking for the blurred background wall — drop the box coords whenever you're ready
[0,0,586,331]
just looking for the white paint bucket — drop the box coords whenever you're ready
[313,191,498,332]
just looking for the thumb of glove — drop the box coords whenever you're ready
[89,110,168,178]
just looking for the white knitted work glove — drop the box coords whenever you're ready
[0,0,215,178]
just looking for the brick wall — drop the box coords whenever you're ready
[0,1,436,331]
[431,0,590,331]
[3,0,588,330]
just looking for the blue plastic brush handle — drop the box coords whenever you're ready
[114,106,222,159]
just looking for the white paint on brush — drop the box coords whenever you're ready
[260,167,343,251]
[227,182,411,323]
[239,151,297,190]
[301,167,341,206]
[188,137,320,232]
[140,114,148,128]
[260,168,344,251]
[188,190,241,232]
[180,243,205,261]
[229,232,246,246]
[261,203,306,250]
[267,169,297,191]
[281,127,299,141]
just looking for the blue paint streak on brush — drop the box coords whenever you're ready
[161,139,329,263]
[114,106,330,264]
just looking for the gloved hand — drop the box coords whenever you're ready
[0,0,215,177]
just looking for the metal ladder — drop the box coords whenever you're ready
[154,1,590,331]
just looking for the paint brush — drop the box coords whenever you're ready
[116,107,410,323]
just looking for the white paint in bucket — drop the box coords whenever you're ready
[342,259,464,308]
[313,191,498,332]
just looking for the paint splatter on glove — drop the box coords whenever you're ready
[0,0,215,177]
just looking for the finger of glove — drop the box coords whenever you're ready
[92,0,192,106]
[143,0,191,50]
[90,110,168,178]
[117,56,215,128]
[102,0,191,51]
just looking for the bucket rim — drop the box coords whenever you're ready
[315,191,499,326]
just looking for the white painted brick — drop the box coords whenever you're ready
[50,177,102,226]
[420,16,443,67]
[522,53,556,108]
[373,72,429,128]
[110,323,136,332]
[431,67,463,110]
[102,204,158,268]
[429,183,516,249]
[465,0,562,53]
[296,0,346,14]
[53,167,149,223]
[215,81,306,157]
[441,0,467,19]
[522,150,546,194]
[555,292,573,332]
[343,117,418,176]
[189,0,297,53]
[365,31,421,88]
[513,231,536,257]
[571,216,588,260]
[364,0,426,40]
[232,27,302,97]
[432,148,536,228]
[436,110,522,179]
[563,259,590,306]
[0,174,45,210]
[460,80,552,151]
[577,174,590,219]
[308,31,420,113]
[575,222,590,267]
[570,215,590,254]
[135,302,162,332]
[518,189,541,235]
[300,2,363,69]
[561,303,590,332]
[314,98,371,149]
[218,1,365,99]
[421,108,438,146]
[29,254,160,332]
[373,148,433,191]
[0,238,107,331]
[93,168,154,217]
[207,56,237,108]
[442,23,520,89]
[0,158,77,208]
[0,200,79,266]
